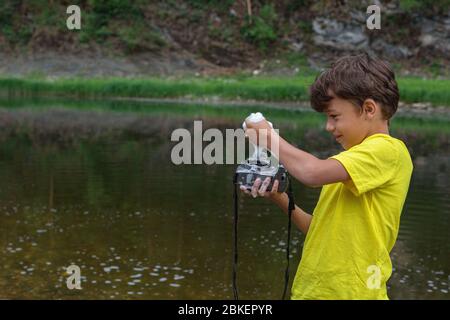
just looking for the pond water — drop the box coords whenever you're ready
[0,98,448,299]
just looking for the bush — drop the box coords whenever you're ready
[241,4,278,51]
[0,0,33,45]
[81,0,143,42]
[186,0,234,10]
[399,0,450,14]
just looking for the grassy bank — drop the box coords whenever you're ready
[0,76,449,106]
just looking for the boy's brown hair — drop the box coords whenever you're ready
[310,53,399,120]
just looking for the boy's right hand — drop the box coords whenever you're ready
[239,177,283,202]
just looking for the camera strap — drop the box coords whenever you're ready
[283,180,295,300]
[232,173,240,300]
[232,174,294,300]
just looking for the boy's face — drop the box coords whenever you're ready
[324,96,369,150]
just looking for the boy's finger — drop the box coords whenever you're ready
[240,185,251,195]
[258,177,271,196]
[270,180,279,194]
[251,178,262,198]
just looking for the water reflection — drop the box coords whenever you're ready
[0,104,449,299]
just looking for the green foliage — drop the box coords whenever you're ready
[399,0,422,11]
[87,0,141,18]
[241,4,278,51]
[186,0,234,11]
[399,0,450,13]
[0,0,157,49]
[0,0,33,45]
[298,20,313,35]
[186,0,235,12]
[286,0,312,12]
[208,25,234,42]
[118,23,166,53]
[80,0,143,43]
[1,75,449,107]
[397,77,450,105]
[284,52,308,66]
[428,62,442,77]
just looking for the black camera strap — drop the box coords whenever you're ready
[232,173,240,300]
[232,174,295,300]
[283,180,295,300]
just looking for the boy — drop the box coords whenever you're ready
[241,53,413,299]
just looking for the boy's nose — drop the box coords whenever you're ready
[326,119,334,133]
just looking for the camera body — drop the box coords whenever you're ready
[235,154,288,193]
[237,112,288,193]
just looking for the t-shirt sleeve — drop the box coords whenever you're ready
[330,137,399,196]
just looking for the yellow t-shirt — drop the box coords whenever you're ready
[291,133,413,300]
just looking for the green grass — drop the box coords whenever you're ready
[0,76,314,101]
[397,78,450,105]
[0,75,449,106]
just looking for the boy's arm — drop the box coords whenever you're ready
[245,118,350,187]
[268,131,350,187]
[270,192,312,235]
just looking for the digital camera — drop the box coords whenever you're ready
[235,148,288,193]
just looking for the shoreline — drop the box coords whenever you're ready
[1,76,449,108]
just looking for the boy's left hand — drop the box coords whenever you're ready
[240,177,281,200]
[244,118,273,132]
[244,119,274,146]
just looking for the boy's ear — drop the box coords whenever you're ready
[362,99,378,119]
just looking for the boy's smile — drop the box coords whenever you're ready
[325,96,372,150]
